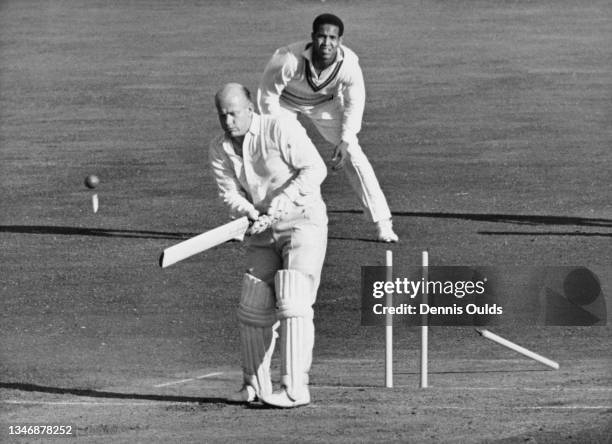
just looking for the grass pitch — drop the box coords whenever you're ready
[1,1,611,442]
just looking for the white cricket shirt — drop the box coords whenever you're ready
[209,113,327,219]
[258,41,366,146]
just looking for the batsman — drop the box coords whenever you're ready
[209,83,328,408]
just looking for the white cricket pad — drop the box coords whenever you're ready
[274,270,315,401]
[235,273,277,399]
[275,269,315,319]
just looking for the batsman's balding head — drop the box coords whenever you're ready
[215,83,253,108]
[215,83,254,139]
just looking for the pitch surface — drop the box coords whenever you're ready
[1,1,610,442]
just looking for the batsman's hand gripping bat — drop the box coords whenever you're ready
[158,215,276,268]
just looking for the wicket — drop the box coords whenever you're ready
[382,250,560,388]
[475,329,560,370]
[420,251,429,388]
[385,250,393,388]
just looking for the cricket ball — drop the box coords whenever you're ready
[85,174,100,189]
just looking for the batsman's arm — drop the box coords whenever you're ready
[209,139,259,220]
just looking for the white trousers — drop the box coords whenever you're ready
[277,101,392,223]
[245,202,328,290]
[242,205,327,391]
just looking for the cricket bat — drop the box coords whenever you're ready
[159,216,250,268]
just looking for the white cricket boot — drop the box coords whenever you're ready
[228,384,257,403]
[376,218,399,243]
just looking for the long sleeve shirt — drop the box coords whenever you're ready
[209,113,327,219]
[257,41,366,146]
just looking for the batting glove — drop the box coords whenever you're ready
[248,214,274,235]
[247,208,260,221]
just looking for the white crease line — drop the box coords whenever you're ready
[195,372,224,380]
[154,372,223,388]
[153,377,194,388]
[519,406,612,410]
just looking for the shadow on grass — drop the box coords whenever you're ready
[3,210,611,243]
[330,210,612,239]
[0,224,385,243]
[0,382,242,405]
[328,236,381,243]
[0,225,198,240]
[330,209,612,228]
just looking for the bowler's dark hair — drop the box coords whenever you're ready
[312,13,344,36]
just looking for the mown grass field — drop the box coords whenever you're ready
[1,1,610,442]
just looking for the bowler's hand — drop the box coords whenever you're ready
[267,192,293,219]
[331,141,349,171]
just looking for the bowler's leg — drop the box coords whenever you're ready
[308,104,398,242]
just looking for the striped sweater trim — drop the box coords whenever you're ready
[280,89,334,107]
[304,58,344,92]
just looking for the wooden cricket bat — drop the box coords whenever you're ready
[159,216,250,268]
